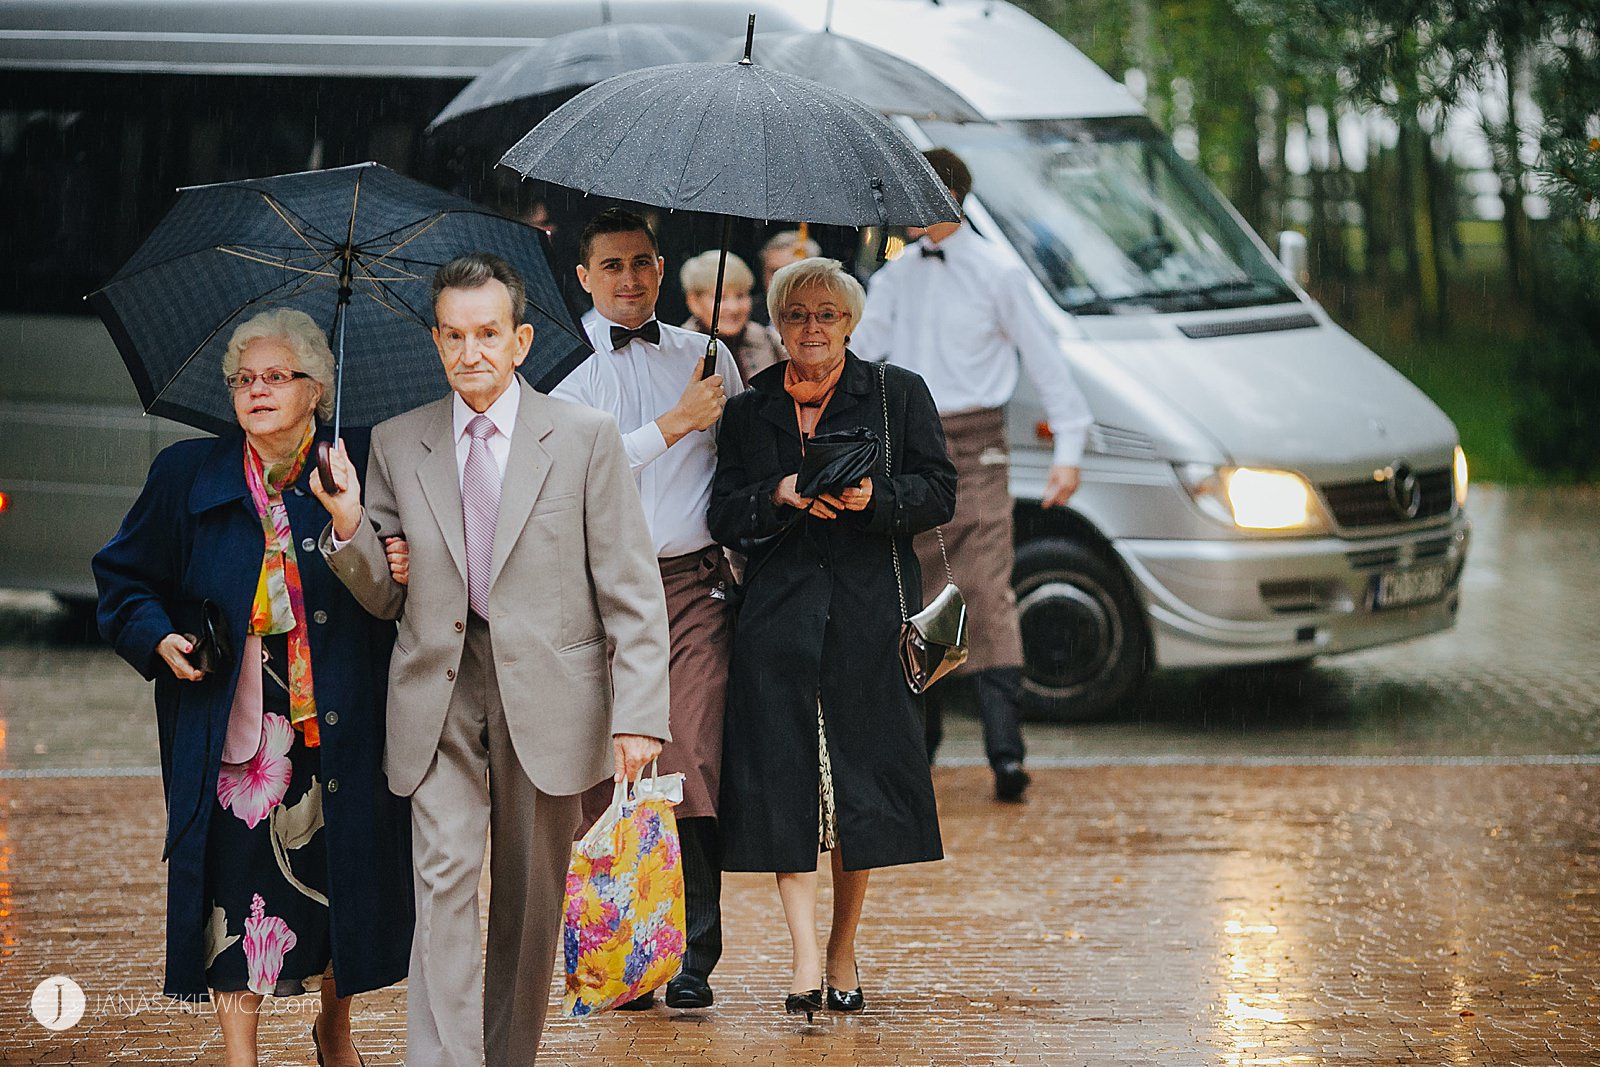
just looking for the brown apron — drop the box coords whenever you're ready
[914,408,1024,674]
[581,546,732,828]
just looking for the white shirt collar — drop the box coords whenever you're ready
[919,224,974,258]
[453,379,521,443]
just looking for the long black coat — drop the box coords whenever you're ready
[709,352,956,872]
[93,427,413,999]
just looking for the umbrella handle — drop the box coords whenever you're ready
[316,440,340,496]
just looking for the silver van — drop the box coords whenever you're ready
[0,0,1466,716]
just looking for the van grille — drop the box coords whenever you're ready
[1088,423,1157,458]
[1320,468,1454,529]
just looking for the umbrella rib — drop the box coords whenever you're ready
[362,212,453,274]
[259,193,344,276]
[216,246,340,278]
[666,75,727,209]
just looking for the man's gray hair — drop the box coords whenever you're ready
[680,250,755,296]
[760,229,822,261]
[767,257,866,323]
[223,308,335,421]
[432,252,527,322]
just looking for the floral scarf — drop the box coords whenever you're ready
[244,424,319,748]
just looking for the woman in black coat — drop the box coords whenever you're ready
[93,309,411,1067]
[709,257,957,1020]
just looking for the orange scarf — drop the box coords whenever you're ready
[785,357,845,440]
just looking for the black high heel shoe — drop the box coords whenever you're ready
[785,988,824,1022]
[826,965,865,1013]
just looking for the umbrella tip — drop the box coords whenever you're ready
[740,13,755,64]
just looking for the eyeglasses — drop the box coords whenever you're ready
[778,308,849,326]
[225,368,312,390]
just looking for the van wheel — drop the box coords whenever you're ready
[1012,539,1147,721]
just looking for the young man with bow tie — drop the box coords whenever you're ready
[551,207,744,1009]
[853,148,1093,804]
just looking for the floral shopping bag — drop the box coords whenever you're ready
[562,763,687,1017]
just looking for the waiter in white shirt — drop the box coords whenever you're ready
[551,208,742,1010]
[853,148,1092,804]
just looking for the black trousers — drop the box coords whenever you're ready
[923,667,1026,769]
[678,815,723,980]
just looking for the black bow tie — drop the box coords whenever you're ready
[920,245,946,261]
[610,320,661,348]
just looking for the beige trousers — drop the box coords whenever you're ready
[406,617,581,1067]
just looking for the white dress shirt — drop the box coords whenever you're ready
[451,383,518,488]
[550,314,745,558]
[330,383,521,551]
[852,225,1092,466]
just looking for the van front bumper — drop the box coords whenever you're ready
[1113,516,1470,668]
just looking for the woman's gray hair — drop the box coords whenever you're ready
[680,249,754,295]
[223,308,335,421]
[767,257,866,323]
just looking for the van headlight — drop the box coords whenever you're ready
[1453,445,1468,508]
[1175,464,1328,532]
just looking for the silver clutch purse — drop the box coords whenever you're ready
[899,575,969,694]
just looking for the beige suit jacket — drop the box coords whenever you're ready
[322,379,671,798]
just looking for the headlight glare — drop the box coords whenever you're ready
[1176,464,1325,531]
[1453,446,1468,508]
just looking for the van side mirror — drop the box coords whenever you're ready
[1277,231,1308,287]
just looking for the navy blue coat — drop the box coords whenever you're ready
[93,426,413,999]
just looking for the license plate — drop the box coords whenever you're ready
[1372,563,1450,610]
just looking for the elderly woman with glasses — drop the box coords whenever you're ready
[94,308,412,1067]
[679,248,784,385]
[709,257,956,1020]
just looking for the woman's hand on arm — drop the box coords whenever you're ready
[155,633,205,682]
[384,537,410,586]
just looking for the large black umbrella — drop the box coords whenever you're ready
[719,31,982,122]
[89,163,590,442]
[426,23,715,148]
[499,18,960,376]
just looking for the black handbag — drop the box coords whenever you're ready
[795,426,880,499]
[879,363,968,693]
[175,598,233,675]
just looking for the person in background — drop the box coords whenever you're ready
[552,208,739,1010]
[752,229,822,326]
[94,308,412,1067]
[710,257,955,1021]
[852,147,1093,804]
[680,249,784,385]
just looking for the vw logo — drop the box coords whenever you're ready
[1386,461,1422,519]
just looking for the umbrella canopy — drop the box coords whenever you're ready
[88,162,590,436]
[719,31,982,122]
[427,23,715,147]
[498,60,961,228]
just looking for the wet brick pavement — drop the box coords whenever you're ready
[5,764,1600,1065]
[1,485,1599,1063]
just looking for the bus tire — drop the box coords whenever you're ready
[1012,538,1147,721]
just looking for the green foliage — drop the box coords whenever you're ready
[1512,246,1600,480]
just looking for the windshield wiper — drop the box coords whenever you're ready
[1067,278,1292,315]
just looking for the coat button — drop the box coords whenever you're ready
[454,620,464,633]
[313,610,328,624]
[326,778,339,793]
[324,711,339,726]
[301,537,317,552]
[446,668,456,681]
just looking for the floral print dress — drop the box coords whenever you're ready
[203,633,331,995]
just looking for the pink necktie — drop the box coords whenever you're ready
[462,415,501,619]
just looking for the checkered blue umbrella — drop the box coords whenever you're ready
[88,162,591,437]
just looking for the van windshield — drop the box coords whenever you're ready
[921,117,1297,315]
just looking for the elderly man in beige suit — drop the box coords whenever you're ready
[311,252,670,1067]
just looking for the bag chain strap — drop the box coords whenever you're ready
[880,362,953,626]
